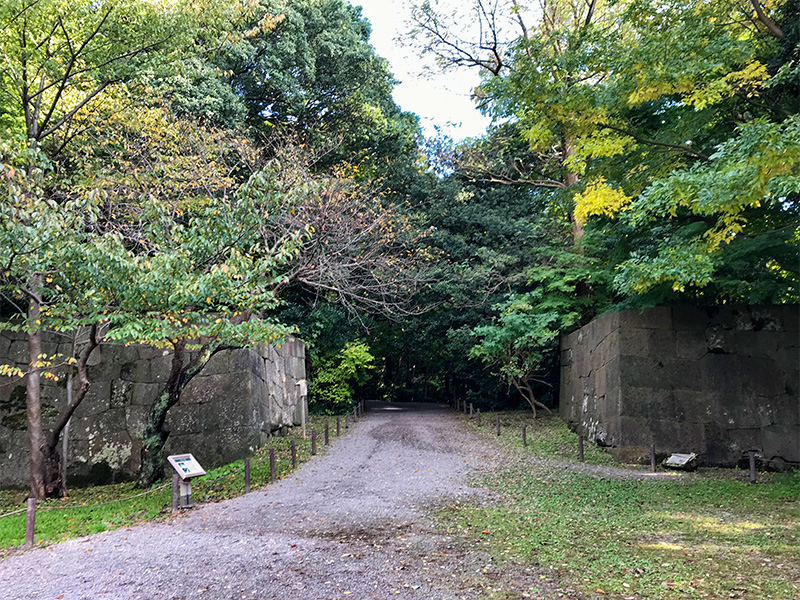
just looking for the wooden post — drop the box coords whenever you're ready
[291,439,297,469]
[650,445,657,472]
[353,407,357,422]
[522,425,527,446]
[476,409,481,426]
[244,458,251,493]
[749,451,757,484]
[345,413,350,429]
[171,474,179,515]
[469,403,473,417]
[311,429,317,455]
[496,415,501,436]
[578,435,585,462]
[336,416,341,437]
[270,448,276,483]
[324,423,329,445]
[25,498,36,548]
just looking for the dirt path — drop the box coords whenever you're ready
[0,402,557,600]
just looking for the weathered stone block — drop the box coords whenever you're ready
[675,330,706,360]
[131,382,162,406]
[726,428,763,455]
[762,425,800,462]
[110,380,133,408]
[620,306,673,330]
[167,404,203,436]
[700,354,741,394]
[74,381,111,417]
[120,359,151,383]
[200,351,231,376]
[7,341,27,364]
[0,334,12,357]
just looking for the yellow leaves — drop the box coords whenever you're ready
[685,61,769,110]
[0,364,24,379]
[628,78,694,106]
[573,178,632,225]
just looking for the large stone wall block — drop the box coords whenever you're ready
[74,381,111,417]
[674,390,713,424]
[181,371,252,405]
[167,404,203,436]
[131,382,162,406]
[762,425,800,462]
[713,393,764,430]
[200,351,231,376]
[699,354,741,394]
[560,305,799,468]
[726,427,764,456]
[120,359,151,383]
[124,404,151,439]
[196,396,251,431]
[675,330,706,360]
[0,331,304,487]
[740,356,785,398]
[0,334,11,357]
[620,386,676,420]
[7,341,28,364]
[620,306,673,330]
[87,356,123,382]
[619,328,650,357]
[150,352,175,383]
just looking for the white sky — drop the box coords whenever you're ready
[352,0,493,141]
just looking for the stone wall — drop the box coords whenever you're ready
[0,332,305,487]
[560,305,799,467]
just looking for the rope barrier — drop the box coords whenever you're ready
[0,481,171,520]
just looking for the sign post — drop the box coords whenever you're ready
[167,454,206,509]
[297,379,308,438]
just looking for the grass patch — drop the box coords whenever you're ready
[466,411,618,466]
[0,414,347,553]
[442,412,800,599]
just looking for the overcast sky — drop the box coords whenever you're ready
[353,0,493,141]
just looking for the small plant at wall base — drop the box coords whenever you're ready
[308,340,376,414]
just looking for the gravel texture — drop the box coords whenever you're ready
[0,402,553,600]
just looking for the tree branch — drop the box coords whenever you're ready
[748,0,784,39]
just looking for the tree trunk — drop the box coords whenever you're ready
[513,379,552,418]
[138,340,186,488]
[561,136,583,243]
[43,325,99,498]
[26,278,46,499]
[137,340,223,488]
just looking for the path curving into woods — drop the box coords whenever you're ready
[0,402,559,600]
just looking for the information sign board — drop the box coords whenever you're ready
[167,454,206,480]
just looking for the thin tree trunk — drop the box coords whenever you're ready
[44,325,99,497]
[137,340,228,488]
[561,136,583,243]
[26,276,46,499]
[513,379,552,417]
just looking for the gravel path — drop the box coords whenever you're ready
[0,402,553,600]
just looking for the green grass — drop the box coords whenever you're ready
[0,414,346,553]
[443,411,800,600]
[467,410,618,466]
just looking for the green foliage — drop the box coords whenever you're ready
[308,341,376,414]
[470,249,609,414]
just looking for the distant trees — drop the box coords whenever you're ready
[404,0,798,412]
